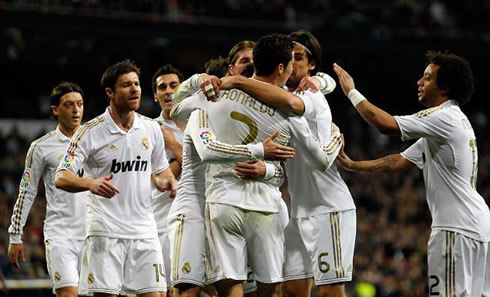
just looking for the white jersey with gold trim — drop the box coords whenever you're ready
[286,90,355,218]
[151,113,184,233]
[57,108,169,239]
[395,100,490,242]
[8,127,87,243]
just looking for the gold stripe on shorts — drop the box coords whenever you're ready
[445,231,456,297]
[330,212,344,278]
[172,214,185,281]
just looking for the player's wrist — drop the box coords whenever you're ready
[263,163,276,180]
[347,89,367,107]
[9,234,22,244]
[247,143,264,159]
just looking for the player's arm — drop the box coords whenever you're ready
[220,75,305,115]
[55,169,119,198]
[333,63,400,135]
[234,160,285,187]
[174,73,221,103]
[153,168,177,198]
[188,110,295,163]
[289,117,343,171]
[7,142,44,269]
[295,72,336,95]
[337,149,413,174]
[161,127,183,178]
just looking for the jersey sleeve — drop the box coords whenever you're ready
[289,116,343,171]
[151,122,170,175]
[170,91,207,123]
[400,138,425,169]
[187,109,263,163]
[262,161,285,187]
[8,142,45,243]
[394,107,450,142]
[313,72,336,95]
[174,73,202,103]
[57,125,90,176]
[295,91,315,119]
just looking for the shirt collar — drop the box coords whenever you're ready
[104,107,141,134]
[55,125,71,143]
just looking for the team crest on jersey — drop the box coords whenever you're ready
[54,271,61,282]
[142,137,149,150]
[20,170,31,187]
[108,144,118,152]
[200,131,213,144]
[88,273,94,284]
[182,262,191,274]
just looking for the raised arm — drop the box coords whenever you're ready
[333,63,400,135]
[336,150,413,174]
[220,75,305,115]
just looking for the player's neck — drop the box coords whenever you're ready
[252,74,281,87]
[109,105,135,132]
[58,124,79,139]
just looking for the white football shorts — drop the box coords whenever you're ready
[45,239,84,292]
[79,236,166,295]
[284,210,356,285]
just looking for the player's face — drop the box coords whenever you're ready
[278,52,294,87]
[417,63,442,107]
[109,72,141,112]
[230,49,254,76]
[54,92,84,131]
[286,44,314,89]
[154,73,180,114]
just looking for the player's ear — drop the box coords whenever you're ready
[227,64,234,76]
[105,87,114,100]
[309,61,316,71]
[51,105,59,117]
[276,63,284,75]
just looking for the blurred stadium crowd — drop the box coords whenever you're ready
[1,1,490,297]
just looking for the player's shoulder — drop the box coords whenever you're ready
[81,114,106,131]
[28,130,57,151]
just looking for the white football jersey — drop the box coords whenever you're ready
[151,113,184,233]
[286,90,355,218]
[8,127,88,243]
[395,100,490,242]
[57,108,169,239]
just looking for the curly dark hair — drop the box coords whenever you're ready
[289,29,322,75]
[151,64,184,94]
[426,51,475,106]
[253,34,293,77]
[101,59,141,90]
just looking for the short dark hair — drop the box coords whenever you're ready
[151,64,184,93]
[228,40,256,66]
[253,34,293,76]
[101,59,141,90]
[289,29,322,75]
[51,81,84,106]
[426,51,475,106]
[204,56,228,77]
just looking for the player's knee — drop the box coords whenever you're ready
[55,287,78,297]
[173,283,201,297]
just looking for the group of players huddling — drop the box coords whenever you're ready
[7,30,490,297]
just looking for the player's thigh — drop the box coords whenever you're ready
[168,213,206,288]
[206,203,248,283]
[427,230,485,297]
[300,210,356,285]
[45,239,84,292]
[245,210,284,284]
[283,219,313,281]
[80,236,126,295]
[124,237,167,295]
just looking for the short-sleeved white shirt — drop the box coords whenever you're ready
[57,108,169,239]
[395,100,490,242]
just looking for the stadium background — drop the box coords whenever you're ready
[0,1,489,296]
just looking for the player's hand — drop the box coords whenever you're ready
[234,160,266,180]
[219,76,239,90]
[199,74,221,102]
[333,63,355,96]
[336,134,353,170]
[88,173,120,198]
[295,76,320,93]
[262,131,295,161]
[8,243,25,269]
[154,176,178,198]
